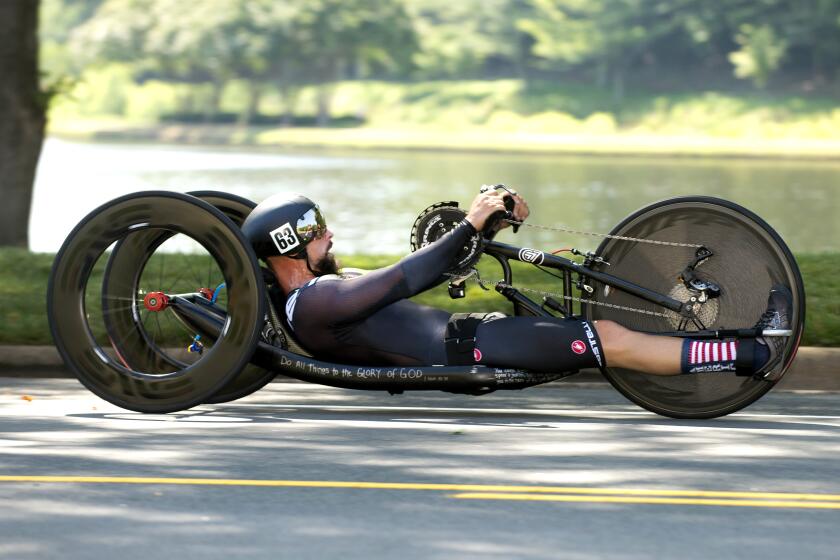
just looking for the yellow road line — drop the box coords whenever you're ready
[451,493,840,509]
[1,476,840,503]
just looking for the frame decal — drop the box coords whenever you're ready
[518,247,545,265]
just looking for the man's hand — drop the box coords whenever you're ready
[501,191,530,228]
[464,188,530,231]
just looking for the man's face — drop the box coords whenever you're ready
[306,228,339,275]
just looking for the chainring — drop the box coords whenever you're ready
[410,201,482,277]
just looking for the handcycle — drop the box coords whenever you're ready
[47,189,805,419]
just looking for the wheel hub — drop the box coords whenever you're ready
[665,283,719,330]
[143,292,169,312]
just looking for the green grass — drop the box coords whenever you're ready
[1,248,837,346]
[795,254,840,347]
[0,250,56,345]
[48,77,840,159]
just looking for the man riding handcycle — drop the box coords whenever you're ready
[48,187,804,418]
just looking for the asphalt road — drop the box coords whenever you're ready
[1,376,839,560]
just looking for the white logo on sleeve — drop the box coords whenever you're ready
[270,222,301,254]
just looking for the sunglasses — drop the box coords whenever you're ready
[296,206,328,244]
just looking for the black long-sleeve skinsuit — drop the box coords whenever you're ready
[284,220,603,372]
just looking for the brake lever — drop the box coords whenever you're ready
[504,197,519,233]
[483,209,513,236]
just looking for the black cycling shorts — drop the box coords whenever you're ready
[472,315,605,372]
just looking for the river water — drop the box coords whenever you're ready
[31,138,840,254]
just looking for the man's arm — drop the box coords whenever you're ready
[302,220,476,326]
[297,189,529,327]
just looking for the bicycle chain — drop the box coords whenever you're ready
[446,215,701,318]
[504,219,703,248]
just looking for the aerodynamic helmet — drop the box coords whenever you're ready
[241,193,327,260]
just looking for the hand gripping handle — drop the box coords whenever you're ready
[480,184,519,233]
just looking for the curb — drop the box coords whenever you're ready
[1,345,837,391]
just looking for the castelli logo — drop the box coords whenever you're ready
[571,340,587,355]
[474,348,483,362]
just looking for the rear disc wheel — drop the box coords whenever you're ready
[582,196,805,419]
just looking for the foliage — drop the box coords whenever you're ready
[407,0,534,79]
[58,0,417,122]
[729,24,787,88]
[40,0,840,125]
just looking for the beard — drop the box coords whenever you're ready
[312,252,340,276]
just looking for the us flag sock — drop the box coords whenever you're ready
[680,340,738,374]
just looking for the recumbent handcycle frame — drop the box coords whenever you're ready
[47,190,804,419]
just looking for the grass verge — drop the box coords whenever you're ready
[1,249,836,346]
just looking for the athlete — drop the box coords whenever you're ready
[240,190,790,377]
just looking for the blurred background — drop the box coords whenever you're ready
[20,0,840,252]
[1,0,838,344]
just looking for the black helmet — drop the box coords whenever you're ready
[241,193,327,260]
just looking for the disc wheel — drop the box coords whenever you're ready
[48,191,265,413]
[582,196,805,419]
[100,191,277,405]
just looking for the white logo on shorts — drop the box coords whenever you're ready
[582,322,603,367]
[518,248,544,265]
[270,222,301,254]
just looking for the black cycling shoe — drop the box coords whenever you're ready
[753,284,792,377]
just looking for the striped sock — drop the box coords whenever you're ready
[680,340,738,374]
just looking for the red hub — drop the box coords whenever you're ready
[198,288,214,301]
[143,292,169,312]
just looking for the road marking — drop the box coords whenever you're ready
[450,493,840,509]
[221,403,840,420]
[1,476,840,506]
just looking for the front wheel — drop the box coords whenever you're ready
[48,192,266,413]
[582,196,805,419]
[100,191,277,405]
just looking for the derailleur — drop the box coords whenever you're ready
[677,246,722,320]
[680,247,721,299]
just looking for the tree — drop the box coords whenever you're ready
[0,0,47,248]
[729,24,787,88]
[142,0,283,123]
[520,0,718,100]
[407,0,535,80]
[291,0,418,126]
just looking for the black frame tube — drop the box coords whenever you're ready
[168,294,575,393]
[483,240,687,314]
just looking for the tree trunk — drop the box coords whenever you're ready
[280,85,300,127]
[0,0,46,248]
[316,85,332,127]
[612,68,625,104]
[203,82,224,123]
[316,60,343,127]
[595,59,609,88]
[238,82,263,126]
